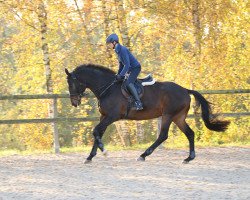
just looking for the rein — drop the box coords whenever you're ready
[71,71,116,99]
[98,80,116,98]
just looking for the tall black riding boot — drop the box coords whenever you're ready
[127,83,143,110]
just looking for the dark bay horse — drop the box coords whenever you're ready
[65,64,230,163]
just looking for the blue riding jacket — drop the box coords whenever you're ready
[115,43,140,76]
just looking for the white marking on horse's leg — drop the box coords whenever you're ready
[103,149,108,157]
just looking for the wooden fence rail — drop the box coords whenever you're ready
[0,89,249,153]
[0,113,249,125]
[0,89,249,100]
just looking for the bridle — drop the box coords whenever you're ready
[69,72,86,100]
[69,72,117,100]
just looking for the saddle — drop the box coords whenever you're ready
[121,74,155,99]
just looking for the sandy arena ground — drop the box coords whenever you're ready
[0,147,249,200]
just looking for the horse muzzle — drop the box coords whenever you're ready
[70,95,81,107]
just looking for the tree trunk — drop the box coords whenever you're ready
[115,121,131,146]
[192,0,201,56]
[101,0,113,64]
[115,0,145,143]
[191,0,202,130]
[101,0,131,146]
[37,1,59,153]
[114,0,130,48]
[136,121,144,143]
[73,0,93,62]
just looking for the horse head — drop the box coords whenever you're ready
[65,68,86,107]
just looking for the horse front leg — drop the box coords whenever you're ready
[84,116,114,163]
[85,139,104,164]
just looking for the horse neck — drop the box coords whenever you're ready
[78,70,115,98]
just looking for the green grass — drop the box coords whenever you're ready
[0,149,53,157]
[0,142,249,157]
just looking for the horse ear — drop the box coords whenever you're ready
[65,68,71,76]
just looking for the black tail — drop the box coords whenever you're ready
[188,90,230,132]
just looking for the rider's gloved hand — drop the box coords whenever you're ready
[116,74,124,82]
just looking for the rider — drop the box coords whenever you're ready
[106,33,143,110]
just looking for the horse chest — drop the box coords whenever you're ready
[98,101,111,116]
[98,97,124,117]
[98,106,106,115]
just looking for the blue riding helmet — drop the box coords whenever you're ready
[106,33,119,44]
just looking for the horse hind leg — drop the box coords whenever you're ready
[174,116,195,164]
[138,115,172,161]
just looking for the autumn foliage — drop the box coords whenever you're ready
[0,0,249,150]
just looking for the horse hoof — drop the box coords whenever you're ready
[182,156,194,164]
[182,159,189,164]
[84,159,92,164]
[137,156,145,161]
[103,149,108,157]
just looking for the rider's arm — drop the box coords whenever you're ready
[118,61,123,74]
[119,48,130,76]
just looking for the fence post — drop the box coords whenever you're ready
[52,97,60,153]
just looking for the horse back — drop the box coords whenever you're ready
[137,81,191,117]
[143,81,190,101]
[99,81,191,120]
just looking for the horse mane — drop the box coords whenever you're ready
[74,63,116,75]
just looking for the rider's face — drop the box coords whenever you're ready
[107,42,116,49]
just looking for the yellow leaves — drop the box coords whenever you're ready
[17,123,53,150]
[0,0,249,150]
